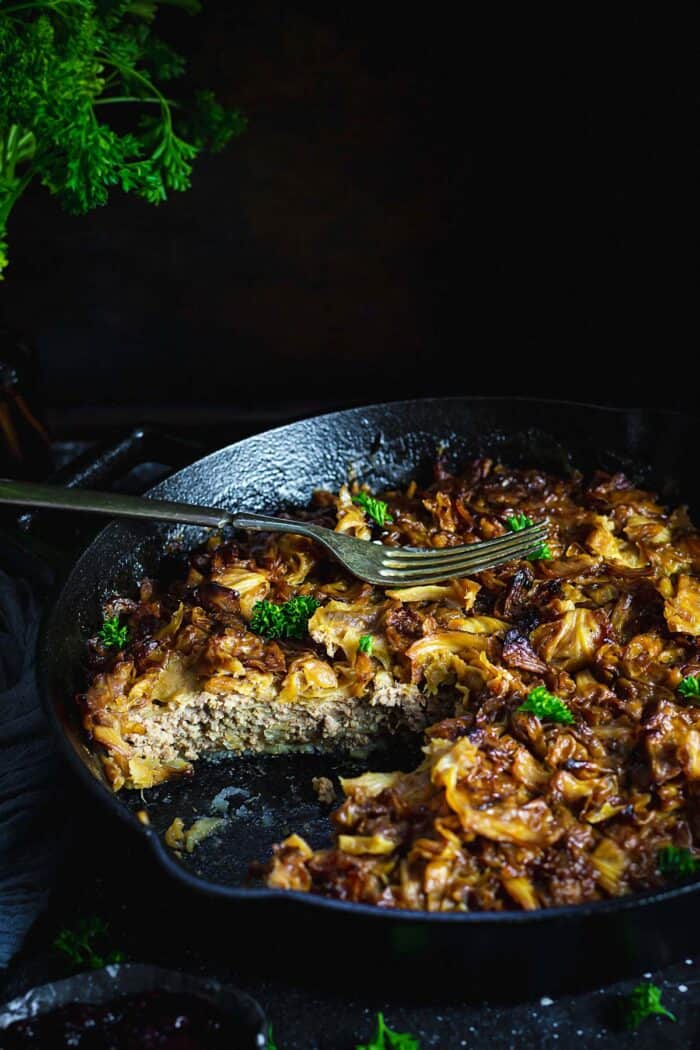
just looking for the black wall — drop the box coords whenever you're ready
[1,5,695,433]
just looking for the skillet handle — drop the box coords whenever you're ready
[0,478,231,530]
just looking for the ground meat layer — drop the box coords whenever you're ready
[123,683,452,768]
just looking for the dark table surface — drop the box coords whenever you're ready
[1,436,699,1048]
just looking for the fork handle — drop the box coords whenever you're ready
[0,477,324,541]
[0,477,233,529]
[0,478,325,539]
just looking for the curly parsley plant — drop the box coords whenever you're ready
[0,0,246,277]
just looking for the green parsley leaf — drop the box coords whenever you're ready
[54,916,126,972]
[249,596,320,640]
[658,845,700,878]
[178,88,248,152]
[678,675,700,701]
[352,491,394,528]
[529,541,553,561]
[506,514,551,560]
[281,595,321,639]
[356,1012,420,1050]
[267,1025,278,1050]
[98,614,128,649]
[625,982,676,1029]
[358,634,373,655]
[506,512,534,531]
[517,685,574,725]
[249,600,285,639]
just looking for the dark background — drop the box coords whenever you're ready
[1,11,698,1044]
[1,5,695,436]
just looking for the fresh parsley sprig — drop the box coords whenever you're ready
[249,595,320,640]
[356,1012,420,1050]
[358,634,373,655]
[98,614,128,649]
[54,916,126,972]
[658,845,699,878]
[352,491,394,528]
[0,0,246,277]
[505,512,551,560]
[678,675,700,701]
[529,542,552,561]
[506,512,533,532]
[625,982,676,1029]
[517,685,574,725]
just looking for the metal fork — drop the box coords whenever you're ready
[0,479,548,586]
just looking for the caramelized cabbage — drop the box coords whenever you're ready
[79,457,700,914]
[664,575,700,635]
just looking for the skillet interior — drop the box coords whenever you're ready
[37,397,700,992]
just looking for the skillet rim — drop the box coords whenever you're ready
[37,394,700,924]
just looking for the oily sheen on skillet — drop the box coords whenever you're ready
[37,397,700,998]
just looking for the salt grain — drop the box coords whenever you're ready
[540,997,554,1007]
[678,984,688,992]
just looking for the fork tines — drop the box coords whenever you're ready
[376,523,549,583]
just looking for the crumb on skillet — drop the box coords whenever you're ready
[312,776,337,805]
[164,816,224,854]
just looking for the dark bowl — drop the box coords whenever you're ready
[0,964,267,1047]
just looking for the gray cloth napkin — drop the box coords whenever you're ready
[0,558,66,967]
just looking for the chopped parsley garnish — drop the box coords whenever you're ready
[98,615,128,649]
[267,1026,278,1050]
[625,982,676,1029]
[658,845,700,878]
[249,596,320,640]
[517,685,574,725]
[678,675,700,701]
[358,634,373,655]
[529,542,553,561]
[250,600,286,639]
[352,491,394,528]
[356,1012,420,1050]
[281,596,321,638]
[505,513,551,560]
[506,512,534,531]
[54,916,126,971]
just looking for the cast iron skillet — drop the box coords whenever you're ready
[38,398,700,998]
